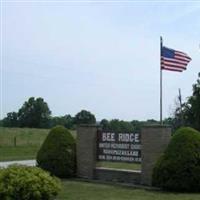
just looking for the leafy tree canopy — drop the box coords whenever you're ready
[2,112,19,127]
[74,110,96,125]
[172,73,200,131]
[50,114,74,129]
[18,97,51,128]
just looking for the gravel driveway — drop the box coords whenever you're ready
[0,160,36,168]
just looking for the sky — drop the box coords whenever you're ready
[1,0,200,121]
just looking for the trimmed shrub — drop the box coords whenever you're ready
[37,125,76,178]
[152,127,200,192]
[0,165,61,200]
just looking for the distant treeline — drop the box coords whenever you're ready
[1,72,200,132]
[0,97,172,131]
[100,118,170,132]
[0,97,96,129]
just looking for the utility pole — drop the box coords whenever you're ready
[178,88,183,125]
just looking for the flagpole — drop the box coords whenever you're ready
[160,36,163,125]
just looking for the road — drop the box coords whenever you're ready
[0,160,36,168]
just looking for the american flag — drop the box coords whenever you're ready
[161,46,191,72]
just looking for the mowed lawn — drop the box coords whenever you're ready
[58,180,200,200]
[0,127,49,161]
[0,127,78,161]
[96,161,141,170]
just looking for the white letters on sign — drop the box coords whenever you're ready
[102,132,115,142]
[98,131,141,163]
[118,133,139,142]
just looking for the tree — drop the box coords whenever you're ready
[18,97,51,128]
[173,73,200,131]
[100,119,135,132]
[146,119,159,124]
[184,73,200,130]
[64,114,74,129]
[100,119,109,130]
[131,120,143,132]
[118,120,134,132]
[163,117,175,127]
[50,115,74,129]
[2,112,19,127]
[74,110,96,125]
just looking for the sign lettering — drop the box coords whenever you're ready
[97,131,141,163]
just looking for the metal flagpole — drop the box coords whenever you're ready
[160,36,163,125]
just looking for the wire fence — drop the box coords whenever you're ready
[0,128,49,147]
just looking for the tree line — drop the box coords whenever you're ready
[1,72,200,132]
[0,97,164,131]
[0,97,96,129]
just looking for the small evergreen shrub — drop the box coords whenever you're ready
[152,127,200,192]
[37,125,76,178]
[0,165,61,200]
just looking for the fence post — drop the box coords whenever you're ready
[14,136,17,147]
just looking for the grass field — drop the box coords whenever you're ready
[0,127,49,161]
[0,127,49,147]
[0,127,77,161]
[96,161,141,170]
[0,146,40,161]
[58,180,200,200]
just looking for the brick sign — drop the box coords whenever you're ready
[97,131,141,163]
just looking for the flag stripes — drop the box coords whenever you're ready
[161,46,191,72]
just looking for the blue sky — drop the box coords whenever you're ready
[1,1,200,121]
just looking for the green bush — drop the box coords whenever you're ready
[37,125,76,178]
[152,127,200,192]
[0,165,61,200]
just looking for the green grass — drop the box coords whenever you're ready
[96,161,141,170]
[0,127,76,147]
[0,127,49,161]
[0,127,77,161]
[0,127,49,147]
[57,180,200,200]
[0,146,40,161]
